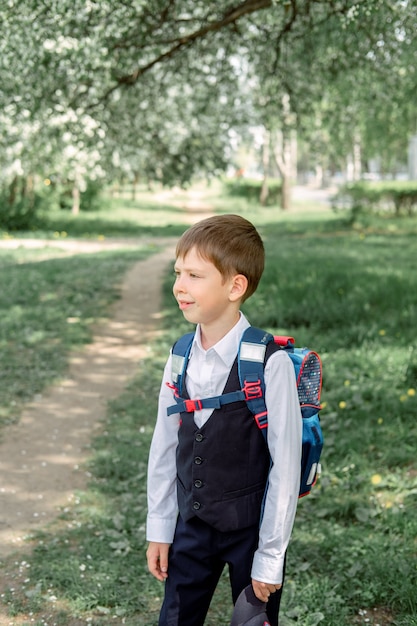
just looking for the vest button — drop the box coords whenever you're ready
[194,456,203,465]
[194,479,203,488]
[193,501,201,510]
[195,433,204,442]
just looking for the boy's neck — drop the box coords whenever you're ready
[199,311,241,350]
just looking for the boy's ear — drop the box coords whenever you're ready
[229,274,248,302]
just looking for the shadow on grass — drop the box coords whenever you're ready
[38,216,188,238]
[104,198,191,214]
[24,197,201,238]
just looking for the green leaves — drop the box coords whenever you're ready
[2,0,415,205]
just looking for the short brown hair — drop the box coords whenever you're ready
[176,214,264,301]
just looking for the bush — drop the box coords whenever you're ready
[0,177,108,231]
[0,176,48,230]
[223,177,282,206]
[51,178,108,212]
[332,181,417,218]
[80,179,108,211]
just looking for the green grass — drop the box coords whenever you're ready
[1,186,202,239]
[0,186,416,625]
[39,199,189,238]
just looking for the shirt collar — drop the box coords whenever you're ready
[193,313,251,368]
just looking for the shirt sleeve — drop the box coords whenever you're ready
[251,350,302,584]
[146,354,180,543]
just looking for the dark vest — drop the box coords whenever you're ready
[176,357,271,532]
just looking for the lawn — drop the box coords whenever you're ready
[1,185,416,625]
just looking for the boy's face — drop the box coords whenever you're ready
[173,247,241,327]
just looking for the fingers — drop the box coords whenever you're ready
[146,542,170,582]
[252,579,282,603]
[158,551,169,580]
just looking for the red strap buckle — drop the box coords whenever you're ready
[254,411,268,429]
[242,379,263,401]
[184,398,203,412]
[166,382,181,399]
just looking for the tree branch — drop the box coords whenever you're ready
[115,0,272,86]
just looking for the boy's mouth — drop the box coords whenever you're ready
[178,300,193,310]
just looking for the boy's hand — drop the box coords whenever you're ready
[147,541,170,581]
[252,579,282,603]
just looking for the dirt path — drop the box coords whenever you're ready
[0,240,176,557]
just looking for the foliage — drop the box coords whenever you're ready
[302,1,417,177]
[1,0,416,216]
[0,177,110,229]
[0,176,47,230]
[1,201,416,625]
[333,181,417,217]
[230,0,417,187]
[53,178,110,213]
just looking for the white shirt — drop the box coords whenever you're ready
[146,313,302,584]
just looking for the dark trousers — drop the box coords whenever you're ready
[158,515,284,626]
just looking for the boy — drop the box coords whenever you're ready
[146,214,302,626]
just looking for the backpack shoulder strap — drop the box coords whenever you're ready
[238,327,275,430]
[171,332,195,397]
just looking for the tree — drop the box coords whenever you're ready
[238,0,417,202]
[1,0,416,220]
[295,0,417,180]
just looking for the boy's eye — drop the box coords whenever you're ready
[173,269,201,279]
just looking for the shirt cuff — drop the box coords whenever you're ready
[251,550,285,585]
[146,514,178,544]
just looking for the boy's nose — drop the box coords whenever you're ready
[174,275,185,293]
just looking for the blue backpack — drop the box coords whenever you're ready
[167,326,323,498]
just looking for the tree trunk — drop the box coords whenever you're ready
[272,128,292,210]
[347,130,362,181]
[315,165,324,187]
[353,130,362,180]
[260,127,270,205]
[269,94,296,210]
[8,176,19,206]
[132,173,139,201]
[71,183,80,215]
[281,173,291,211]
[24,174,35,208]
